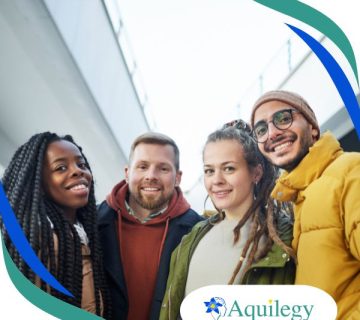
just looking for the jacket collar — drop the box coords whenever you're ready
[98,206,128,298]
[271,132,343,203]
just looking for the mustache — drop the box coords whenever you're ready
[139,183,163,189]
[264,132,297,152]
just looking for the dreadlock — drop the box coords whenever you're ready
[204,125,296,285]
[0,132,111,318]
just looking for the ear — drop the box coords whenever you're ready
[311,127,319,141]
[175,170,182,187]
[125,166,129,183]
[253,164,263,183]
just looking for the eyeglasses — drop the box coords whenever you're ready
[253,109,299,143]
[222,119,252,134]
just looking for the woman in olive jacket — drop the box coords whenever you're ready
[160,121,296,320]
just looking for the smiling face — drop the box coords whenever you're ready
[253,101,319,171]
[42,140,92,222]
[125,143,182,216]
[203,140,261,218]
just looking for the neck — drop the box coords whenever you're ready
[128,196,167,220]
[223,195,254,221]
[63,209,77,224]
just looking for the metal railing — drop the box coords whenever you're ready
[185,33,323,195]
[235,32,324,119]
[103,0,157,129]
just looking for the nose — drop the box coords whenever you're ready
[267,121,283,141]
[69,164,84,177]
[144,166,158,181]
[212,170,225,185]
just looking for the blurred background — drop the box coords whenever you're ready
[1,0,359,213]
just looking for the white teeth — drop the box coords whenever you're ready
[274,141,292,152]
[70,184,87,190]
[142,187,159,191]
[214,191,230,195]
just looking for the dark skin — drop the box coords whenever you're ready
[42,140,92,223]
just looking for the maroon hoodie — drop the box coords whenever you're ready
[106,180,190,320]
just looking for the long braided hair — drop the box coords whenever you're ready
[0,132,111,318]
[204,122,296,284]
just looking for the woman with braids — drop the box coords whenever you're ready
[0,132,110,318]
[159,120,296,320]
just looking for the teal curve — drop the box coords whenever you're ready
[254,0,359,85]
[1,1,360,319]
[0,182,73,297]
[1,238,104,320]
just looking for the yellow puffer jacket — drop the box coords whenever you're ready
[272,131,360,320]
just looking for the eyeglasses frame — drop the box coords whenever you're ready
[252,108,300,143]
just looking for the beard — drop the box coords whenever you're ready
[263,130,315,172]
[132,189,174,211]
[279,145,310,172]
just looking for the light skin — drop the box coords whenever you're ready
[42,140,92,224]
[203,140,262,220]
[125,143,182,220]
[253,101,319,171]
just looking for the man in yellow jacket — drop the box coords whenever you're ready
[251,90,360,320]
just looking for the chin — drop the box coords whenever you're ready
[74,202,88,210]
[213,202,230,212]
[274,157,299,172]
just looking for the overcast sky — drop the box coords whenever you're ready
[116,0,295,190]
[115,0,359,198]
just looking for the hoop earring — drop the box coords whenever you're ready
[253,182,258,200]
[203,194,210,211]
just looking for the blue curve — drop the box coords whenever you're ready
[286,24,360,139]
[0,182,73,297]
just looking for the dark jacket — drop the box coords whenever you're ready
[97,201,203,320]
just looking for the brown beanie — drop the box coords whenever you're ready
[250,90,320,139]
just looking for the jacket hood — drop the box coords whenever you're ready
[106,179,190,224]
[271,132,343,203]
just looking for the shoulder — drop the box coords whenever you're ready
[326,151,360,177]
[338,152,360,173]
[186,213,219,236]
[97,201,117,226]
[176,217,211,248]
[173,208,204,227]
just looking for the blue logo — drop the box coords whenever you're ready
[204,297,227,319]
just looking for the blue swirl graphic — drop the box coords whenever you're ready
[0,182,73,297]
[286,24,360,139]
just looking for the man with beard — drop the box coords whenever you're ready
[251,90,360,319]
[97,132,202,320]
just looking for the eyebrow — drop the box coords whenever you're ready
[204,161,237,167]
[256,108,295,124]
[50,155,84,164]
[136,160,173,167]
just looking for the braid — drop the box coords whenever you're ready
[65,136,112,317]
[228,216,259,284]
[2,133,52,280]
[0,132,110,316]
[266,200,297,262]
[68,223,83,307]
[205,126,295,284]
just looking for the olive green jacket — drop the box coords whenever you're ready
[159,213,295,320]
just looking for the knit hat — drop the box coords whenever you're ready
[250,90,320,139]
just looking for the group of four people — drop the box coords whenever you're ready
[0,90,359,319]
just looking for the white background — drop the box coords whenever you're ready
[0,1,358,318]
